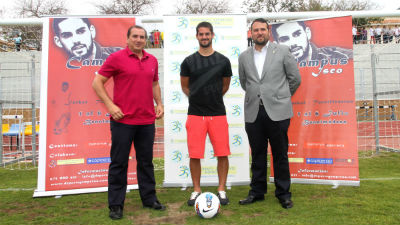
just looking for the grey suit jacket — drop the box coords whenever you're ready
[238,42,301,122]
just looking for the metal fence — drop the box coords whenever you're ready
[1,43,400,167]
[0,52,40,167]
[354,43,400,154]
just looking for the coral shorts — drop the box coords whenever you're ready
[186,115,231,159]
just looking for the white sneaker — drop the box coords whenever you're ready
[187,191,201,206]
[217,191,229,205]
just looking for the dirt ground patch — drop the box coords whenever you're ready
[310,194,328,199]
[129,202,191,225]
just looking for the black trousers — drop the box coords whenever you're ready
[245,105,291,200]
[108,121,157,208]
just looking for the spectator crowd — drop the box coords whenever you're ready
[353,25,400,44]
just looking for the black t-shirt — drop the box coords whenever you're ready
[180,51,232,116]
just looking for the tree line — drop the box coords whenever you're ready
[0,0,389,51]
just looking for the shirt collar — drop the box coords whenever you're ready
[125,46,148,59]
[253,42,269,53]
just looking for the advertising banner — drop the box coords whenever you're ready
[34,17,137,197]
[163,15,250,187]
[270,16,359,186]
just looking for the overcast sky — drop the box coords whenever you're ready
[0,0,398,18]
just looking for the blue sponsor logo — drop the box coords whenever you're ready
[171,33,182,44]
[231,75,240,87]
[231,47,240,57]
[213,34,218,44]
[231,105,241,117]
[179,165,190,178]
[306,158,333,164]
[209,149,216,159]
[171,121,183,132]
[232,135,242,146]
[87,157,111,164]
[177,17,188,29]
[171,62,181,73]
[171,91,182,103]
[172,150,183,162]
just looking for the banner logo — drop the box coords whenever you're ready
[171,33,182,44]
[231,75,240,87]
[177,17,188,29]
[87,157,111,164]
[231,105,241,117]
[172,150,183,162]
[171,91,182,103]
[232,135,242,146]
[179,165,190,178]
[230,47,240,58]
[306,158,333,164]
[213,34,218,44]
[170,62,181,73]
[171,121,183,133]
[209,149,216,159]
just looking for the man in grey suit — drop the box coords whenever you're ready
[238,18,301,209]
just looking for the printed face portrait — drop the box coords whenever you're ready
[274,22,311,61]
[54,18,96,59]
[127,27,146,53]
[251,21,270,46]
[196,27,214,48]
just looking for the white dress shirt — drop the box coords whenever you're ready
[253,42,269,80]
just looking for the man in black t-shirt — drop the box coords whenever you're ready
[180,22,232,206]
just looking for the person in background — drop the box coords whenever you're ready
[375,26,382,44]
[361,27,367,44]
[13,34,22,51]
[352,25,357,44]
[369,26,375,44]
[247,27,253,47]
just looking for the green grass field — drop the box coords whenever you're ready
[1,152,400,225]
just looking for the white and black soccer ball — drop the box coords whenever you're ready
[194,192,220,219]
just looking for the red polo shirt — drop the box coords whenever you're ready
[98,47,159,125]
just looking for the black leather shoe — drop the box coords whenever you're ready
[238,195,265,205]
[279,198,293,209]
[144,200,166,211]
[109,205,123,220]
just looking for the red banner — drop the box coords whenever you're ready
[270,16,359,185]
[39,17,136,194]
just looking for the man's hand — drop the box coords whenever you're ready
[155,104,164,119]
[108,103,124,120]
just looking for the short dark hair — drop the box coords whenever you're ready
[53,18,91,36]
[250,18,269,31]
[127,25,148,39]
[271,21,306,41]
[196,22,213,35]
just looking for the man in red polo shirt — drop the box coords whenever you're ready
[92,25,165,220]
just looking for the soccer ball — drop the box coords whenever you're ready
[194,192,220,218]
